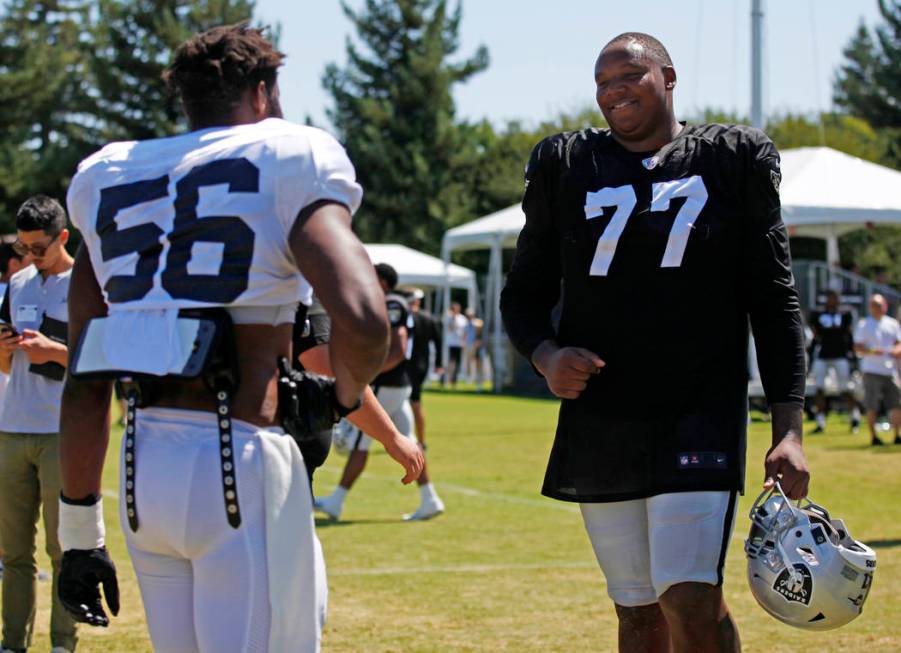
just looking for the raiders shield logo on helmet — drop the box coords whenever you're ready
[773,563,813,605]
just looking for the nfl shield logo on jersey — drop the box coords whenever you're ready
[642,155,659,170]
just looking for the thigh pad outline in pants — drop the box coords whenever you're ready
[580,500,656,607]
[646,491,737,598]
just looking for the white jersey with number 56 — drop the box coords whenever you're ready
[67,118,362,312]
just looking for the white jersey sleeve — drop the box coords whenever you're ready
[275,127,362,233]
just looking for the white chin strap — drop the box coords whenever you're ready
[58,498,106,551]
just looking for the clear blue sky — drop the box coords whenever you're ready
[255,0,882,131]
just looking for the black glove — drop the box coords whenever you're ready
[277,356,340,470]
[58,547,120,627]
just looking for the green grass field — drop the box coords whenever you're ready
[15,392,901,652]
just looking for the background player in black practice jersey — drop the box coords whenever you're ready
[292,297,424,484]
[501,33,809,653]
[809,290,860,433]
[408,288,443,446]
[315,264,445,521]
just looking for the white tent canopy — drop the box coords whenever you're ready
[442,147,901,256]
[441,146,901,390]
[779,147,901,263]
[364,243,477,309]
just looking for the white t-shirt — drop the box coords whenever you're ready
[445,313,467,348]
[0,265,71,433]
[853,315,901,377]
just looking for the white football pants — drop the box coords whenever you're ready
[580,491,738,607]
[121,407,326,653]
[349,385,416,451]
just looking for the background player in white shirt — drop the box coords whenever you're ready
[58,24,419,653]
[853,294,901,445]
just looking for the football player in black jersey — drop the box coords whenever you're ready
[809,290,860,433]
[292,296,424,485]
[315,263,445,521]
[501,33,809,653]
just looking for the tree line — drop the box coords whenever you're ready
[1,0,899,285]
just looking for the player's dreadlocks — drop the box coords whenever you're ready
[163,23,285,129]
[603,32,674,68]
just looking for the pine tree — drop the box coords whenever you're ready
[90,0,257,141]
[322,0,489,252]
[834,0,901,164]
[0,0,260,232]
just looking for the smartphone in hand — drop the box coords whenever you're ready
[0,322,19,337]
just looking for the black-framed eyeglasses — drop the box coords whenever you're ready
[12,232,60,257]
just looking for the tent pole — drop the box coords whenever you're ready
[440,241,452,387]
[826,228,840,269]
[491,236,504,393]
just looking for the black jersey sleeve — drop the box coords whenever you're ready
[740,131,806,406]
[293,296,331,358]
[500,137,563,362]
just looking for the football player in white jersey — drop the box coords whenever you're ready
[57,24,422,653]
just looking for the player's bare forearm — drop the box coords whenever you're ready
[299,344,399,443]
[770,402,803,447]
[291,201,389,405]
[299,343,423,483]
[764,402,809,499]
[61,243,112,499]
[60,377,112,498]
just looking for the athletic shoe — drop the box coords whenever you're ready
[871,437,885,446]
[313,495,343,521]
[403,496,445,521]
[894,436,901,445]
[51,647,73,653]
[811,425,825,434]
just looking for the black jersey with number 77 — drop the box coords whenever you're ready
[500,123,805,503]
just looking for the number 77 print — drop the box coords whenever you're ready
[585,175,709,276]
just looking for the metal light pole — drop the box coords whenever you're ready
[751,0,764,129]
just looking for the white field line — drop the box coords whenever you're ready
[103,470,748,544]
[329,560,597,576]
[319,465,582,514]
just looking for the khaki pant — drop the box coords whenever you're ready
[0,432,77,651]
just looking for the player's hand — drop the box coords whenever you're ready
[764,438,809,500]
[384,433,424,484]
[532,341,605,400]
[19,329,64,364]
[58,547,120,627]
[0,329,22,352]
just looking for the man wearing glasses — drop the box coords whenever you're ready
[0,195,77,653]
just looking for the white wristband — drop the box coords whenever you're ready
[58,497,105,551]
